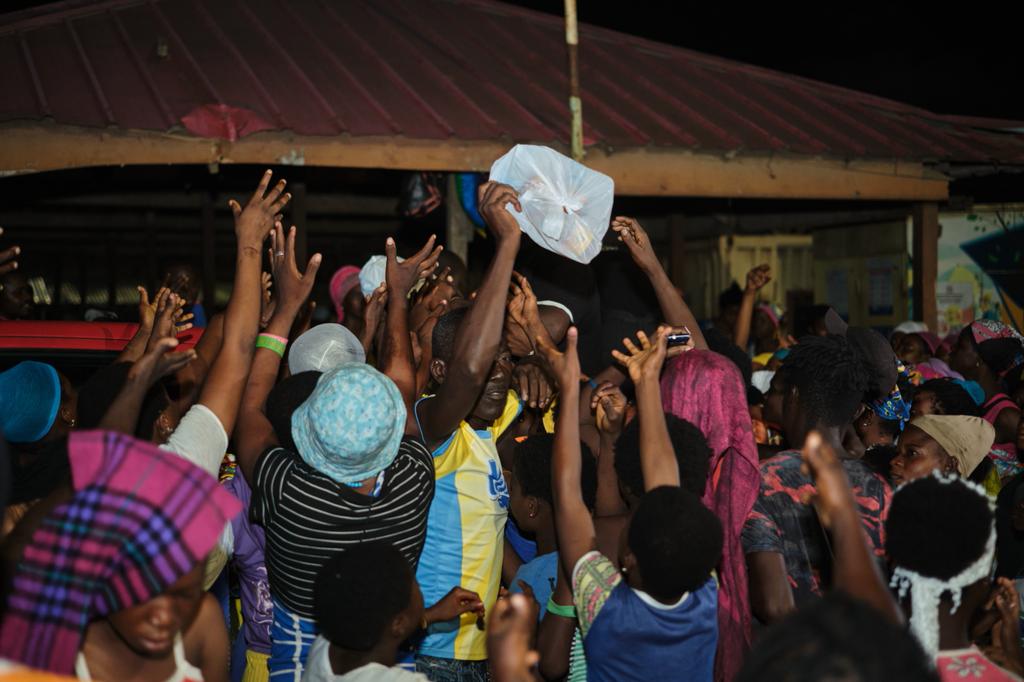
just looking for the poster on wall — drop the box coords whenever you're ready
[933,207,1024,334]
[935,282,975,337]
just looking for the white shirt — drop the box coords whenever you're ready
[160,403,228,477]
[302,636,428,682]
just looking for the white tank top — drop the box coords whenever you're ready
[75,634,204,682]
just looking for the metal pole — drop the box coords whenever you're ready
[564,0,584,161]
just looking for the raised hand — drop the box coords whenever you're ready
[360,284,387,354]
[487,593,540,682]
[258,271,276,330]
[536,326,580,392]
[0,229,21,276]
[136,286,159,332]
[611,216,659,273]
[131,336,197,386]
[506,272,543,357]
[478,181,522,243]
[611,325,672,384]
[146,289,188,354]
[385,234,443,299]
[982,578,1024,676]
[269,221,321,315]
[512,357,555,410]
[799,431,856,529]
[228,169,291,248]
[591,381,627,436]
[745,264,772,293]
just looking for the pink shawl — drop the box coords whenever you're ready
[661,350,761,682]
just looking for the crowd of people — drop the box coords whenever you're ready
[0,169,1024,682]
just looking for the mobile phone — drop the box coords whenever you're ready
[666,332,692,347]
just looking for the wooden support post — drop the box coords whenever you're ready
[201,192,216,311]
[446,174,472,266]
[912,202,939,331]
[292,182,308,263]
[564,0,584,161]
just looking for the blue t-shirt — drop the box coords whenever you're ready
[573,551,717,682]
[505,517,538,563]
[510,551,558,620]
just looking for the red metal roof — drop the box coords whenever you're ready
[1,0,1022,164]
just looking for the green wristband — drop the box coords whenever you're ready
[256,334,287,358]
[546,596,576,619]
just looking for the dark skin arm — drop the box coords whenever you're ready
[802,431,903,624]
[537,326,596,583]
[612,326,684,491]
[733,264,771,351]
[590,382,628,518]
[171,313,224,413]
[611,216,707,350]
[198,170,290,441]
[417,182,522,449]
[746,551,795,625]
[99,335,197,435]
[995,406,1022,448]
[536,559,576,681]
[234,222,321,483]
[381,235,442,432]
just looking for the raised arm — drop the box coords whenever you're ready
[589,381,628,518]
[381,234,442,426]
[611,217,707,350]
[417,182,521,447]
[802,431,902,625]
[235,222,320,482]
[612,326,681,490]
[537,326,596,582]
[100,334,197,435]
[197,170,289,440]
[734,264,771,351]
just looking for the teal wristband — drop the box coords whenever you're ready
[256,334,287,358]
[546,596,576,619]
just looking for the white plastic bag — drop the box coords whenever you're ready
[488,145,614,264]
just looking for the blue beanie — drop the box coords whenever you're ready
[290,362,406,483]
[0,362,61,443]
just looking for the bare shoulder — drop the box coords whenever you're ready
[183,591,228,681]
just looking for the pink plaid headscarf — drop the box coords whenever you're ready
[661,350,761,682]
[329,265,361,323]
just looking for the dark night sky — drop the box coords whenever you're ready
[511,1,1024,121]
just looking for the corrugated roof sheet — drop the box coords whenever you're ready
[1,0,1022,164]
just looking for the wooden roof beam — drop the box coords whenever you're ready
[0,123,949,201]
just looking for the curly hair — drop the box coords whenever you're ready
[778,335,871,428]
[737,592,937,682]
[614,413,712,499]
[512,433,597,510]
[886,474,993,581]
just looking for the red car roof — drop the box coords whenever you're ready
[0,321,202,352]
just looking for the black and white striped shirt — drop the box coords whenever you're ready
[251,438,435,618]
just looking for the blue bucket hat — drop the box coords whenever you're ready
[0,361,61,443]
[290,362,406,483]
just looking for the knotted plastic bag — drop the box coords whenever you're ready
[489,145,613,264]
